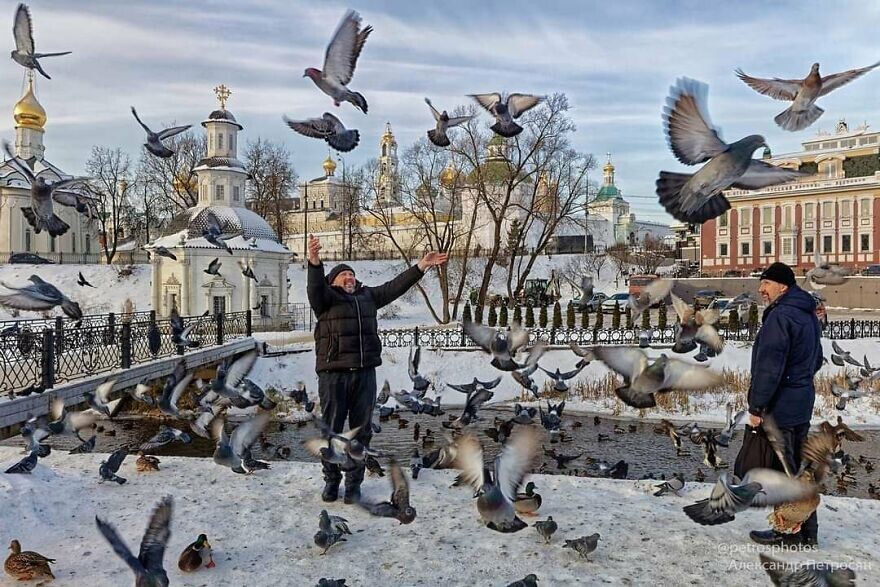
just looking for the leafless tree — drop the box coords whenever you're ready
[84,146,134,263]
[244,138,297,242]
[629,235,673,275]
[137,129,206,213]
[606,243,632,289]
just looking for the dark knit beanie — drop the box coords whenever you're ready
[326,263,355,285]
[759,262,796,287]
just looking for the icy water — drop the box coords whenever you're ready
[4,406,878,499]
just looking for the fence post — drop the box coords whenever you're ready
[107,312,116,345]
[53,316,63,355]
[41,330,55,389]
[413,326,420,347]
[850,318,856,340]
[246,310,253,337]
[121,322,132,369]
[216,312,224,345]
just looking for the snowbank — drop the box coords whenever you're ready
[1,447,877,586]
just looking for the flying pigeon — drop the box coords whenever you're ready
[140,426,192,454]
[464,320,540,371]
[242,265,257,282]
[83,379,123,419]
[99,445,128,484]
[571,275,595,310]
[656,78,806,224]
[204,257,222,277]
[807,251,851,289]
[539,365,584,393]
[629,278,673,320]
[442,386,494,430]
[469,93,543,138]
[407,345,431,397]
[543,447,582,470]
[170,308,196,349]
[356,460,417,524]
[304,9,372,113]
[736,61,880,131]
[594,346,724,408]
[3,141,87,236]
[154,246,177,261]
[284,113,360,153]
[158,360,194,418]
[130,106,192,158]
[77,272,95,288]
[446,376,502,395]
[0,274,82,319]
[716,405,748,447]
[68,434,96,454]
[424,97,474,147]
[211,412,272,474]
[11,4,71,79]
[47,397,96,440]
[126,380,156,407]
[670,293,723,354]
[95,495,173,587]
[759,553,856,587]
[201,211,233,254]
[562,533,600,559]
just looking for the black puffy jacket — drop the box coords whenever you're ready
[307,262,424,372]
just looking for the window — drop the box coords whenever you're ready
[50,236,55,252]
[762,207,773,225]
[71,233,76,254]
[862,234,871,251]
[823,235,833,253]
[169,294,177,312]
[822,201,833,218]
[213,296,226,315]
[783,238,792,255]
[862,198,872,217]
[230,134,235,152]
[842,235,852,253]
[85,234,91,254]
[804,236,814,254]
[741,242,750,256]
[218,133,224,150]
[841,200,851,218]
[783,207,792,228]
[382,144,387,157]
[738,208,750,227]
[719,212,728,228]
[233,186,240,201]
[24,228,31,252]
[804,203,814,220]
[215,185,225,200]
[209,135,213,150]
[763,241,772,255]
[260,295,270,317]
[320,199,324,209]
[719,243,728,257]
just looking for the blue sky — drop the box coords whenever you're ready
[2,1,879,223]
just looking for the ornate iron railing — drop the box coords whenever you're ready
[1,310,252,397]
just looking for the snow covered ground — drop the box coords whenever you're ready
[250,337,880,427]
[1,447,877,586]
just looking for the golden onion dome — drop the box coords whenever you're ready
[322,155,337,175]
[439,165,457,188]
[13,76,46,131]
[603,159,614,174]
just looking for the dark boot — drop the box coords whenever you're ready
[322,480,340,503]
[749,529,801,546]
[343,466,364,504]
[343,484,361,505]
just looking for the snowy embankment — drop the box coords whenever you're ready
[249,338,880,427]
[1,447,877,586]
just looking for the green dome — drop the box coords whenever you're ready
[594,184,621,201]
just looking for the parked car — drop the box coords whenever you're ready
[722,270,744,277]
[602,292,630,314]
[573,292,608,312]
[749,268,764,278]
[707,297,733,326]
[694,289,723,307]
[862,265,880,276]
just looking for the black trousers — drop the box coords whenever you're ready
[779,422,818,540]
[317,367,377,487]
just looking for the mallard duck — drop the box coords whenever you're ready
[136,451,161,472]
[178,534,214,572]
[514,481,542,515]
[4,540,55,581]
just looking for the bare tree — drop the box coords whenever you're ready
[244,138,297,242]
[84,146,134,263]
[629,234,673,275]
[137,129,206,213]
[583,251,609,280]
[606,243,632,289]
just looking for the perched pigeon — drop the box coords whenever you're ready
[807,251,851,289]
[284,113,360,153]
[736,61,880,131]
[201,211,233,254]
[304,10,372,113]
[670,293,723,354]
[629,279,673,320]
[533,517,558,543]
[562,533,600,559]
[653,473,685,496]
[357,460,416,524]
[77,271,95,288]
[95,495,173,587]
[506,575,539,587]
[3,141,87,236]
[759,553,855,587]
[69,434,97,455]
[211,413,271,474]
[469,93,542,138]
[594,346,724,408]
[242,265,257,282]
[656,78,806,224]
[140,426,191,454]
[455,426,541,532]
[154,246,177,261]
[424,97,474,147]
[314,510,350,555]
[4,449,37,474]
[11,4,71,79]
[130,106,192,158]
[0,274,82,319]
[99,446,128,484]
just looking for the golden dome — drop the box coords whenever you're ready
[14,76,46,131]
[322,155,337,175]
[439,165,457,188]
[381,121,396,144]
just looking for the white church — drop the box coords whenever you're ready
[148,86,290,320]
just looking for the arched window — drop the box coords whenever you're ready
[218,133,224,150]
[382,144,386,157]
[85,234,91,254]
[24,228,31,252]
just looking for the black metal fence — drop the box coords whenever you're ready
[1,310,252,396]
[0,250,151,265]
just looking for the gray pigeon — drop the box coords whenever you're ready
[562,533,600,559]
[304,9,372,113]
[153,246,177,261]
[4,449,37,473]
[0,274,82,319]
[653,473,685,496]
[571,275,594,310]
[470,93,543,138]
[140,426,191,454]
[170,309,195,349]
[315,509,351,555]
[464,320,539,371]
[506,574,539,587]
[211,413,271,474]
[656,78,806,224]
[11,4,71,79]
[95,495,173,587]
[424,97,474,147]
[284,113,359,153]
[99,446,128,484]
[201,211,233,254]
[670,293,723,354]
[127,381,156,407]
[533,517,558,543]
[158,360,194,418]
[539,364,584,393]
[242,265,258,282]
[408,346,431,397]
[356,460,416,524]
[317,579,347,587]
[69,434,97,454]
[807,251,851,289]
[446,376,502,395]
[759,553,855,586]
[3,141,86,236]
[204,257,222,276]
[716,406,748,447]
[737,62,880,132]
[130,107,192,158]
[84,380,121,419]
[629,278,673,320]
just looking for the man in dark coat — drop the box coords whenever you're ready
[306,234,448,503]
[746,262,823,547]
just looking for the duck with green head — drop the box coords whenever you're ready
[514,481,542,515]
[178,534,214,572]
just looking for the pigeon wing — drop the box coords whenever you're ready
[734,68,802,101]
[495,425,540,502]
[819,61,880,97]
[13,4,34,55]
[138,496,173,575]
[323,9,372,86]
[662,359,723,391]
[446,115,475,128]
[507,94,542,119]
[130,106,152,134]
[157,124,192,141]
[105,446,128,473]
[2,141,36,181]
[478,376,503,390]
[670,293,692,322]
[731,160,808,190]
[389,460,411,509]
[507,323,530,354]
[469,93,501,114]
[462,320,497,353]
[95,516,145,576]
[594,347,648,381]
[743,468,817,507]
[408,346,420,380]
[225,350,257,388]
[453,432,485,491]
[663,78,728,165]
[424,97,441,121]
[0,288,56,311]
[284,116,332,139]
[230,412,271,456]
